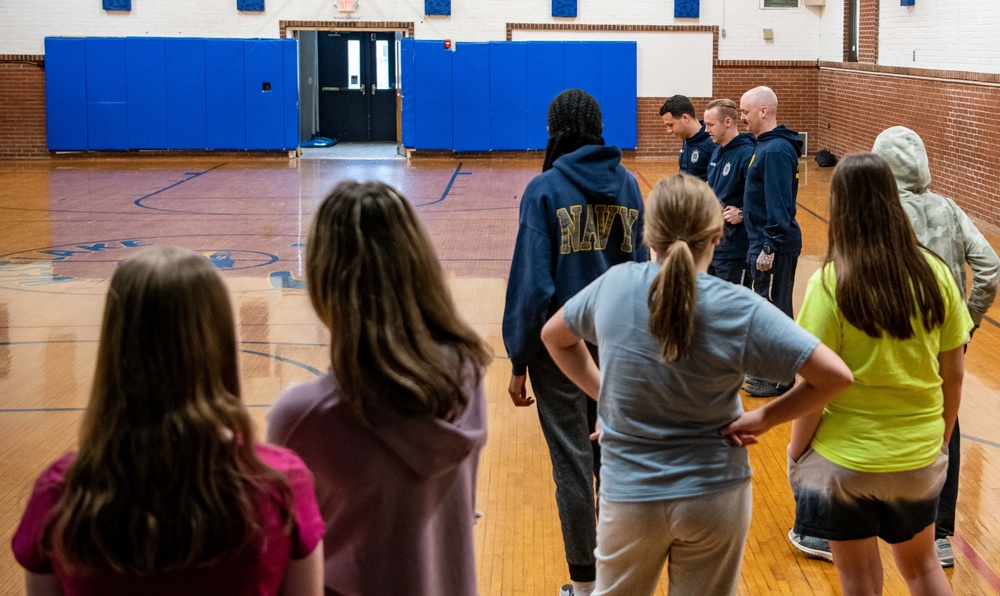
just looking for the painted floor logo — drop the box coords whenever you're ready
[0,237,290,294]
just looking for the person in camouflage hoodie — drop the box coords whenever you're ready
[876,127,998,567]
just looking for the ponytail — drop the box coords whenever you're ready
[643,174,724,362]
[648,239,697,362]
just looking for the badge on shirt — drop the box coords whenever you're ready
[691,149,700,163]
[723,162,731,176]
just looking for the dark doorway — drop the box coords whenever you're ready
[317,31,398,142]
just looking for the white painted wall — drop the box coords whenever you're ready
[817,0,846,62]
[4,0,823,61]
[512,30,713,97]
[880,0,1000,73]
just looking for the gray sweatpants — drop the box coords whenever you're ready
[594,481,752,596]
[528,345,600,583]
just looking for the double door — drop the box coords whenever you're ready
[318,31,397,142]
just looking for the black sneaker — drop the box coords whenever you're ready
[788,529,833,562]
[743,382,785,398]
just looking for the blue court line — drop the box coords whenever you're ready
[240,349,323,376]
[796,201,828,225]
[133,163,228,212]
[414,163,465,207]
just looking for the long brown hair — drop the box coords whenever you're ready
[826,152,945,338]
[48,246,293,575]
[644,174,723,361]
[307,180,492,423]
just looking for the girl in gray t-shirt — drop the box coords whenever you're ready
[540,173,851,596]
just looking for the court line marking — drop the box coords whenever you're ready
[0,340,323,382]
[952,534,1000,593]
[414,162,466,207]
[634,170,653,192]
[133,163,228,212]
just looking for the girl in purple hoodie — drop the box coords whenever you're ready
[267,180,492,596]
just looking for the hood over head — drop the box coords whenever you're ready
[871,125,931,195]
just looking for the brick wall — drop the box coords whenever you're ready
[637,61,819,159]
[818,64,1000,229]
[0,58,47,159]
[858,0,878,65]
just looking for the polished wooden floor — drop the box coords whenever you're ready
[0,155,998,595]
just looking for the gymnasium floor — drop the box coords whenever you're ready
[0,154,998,595]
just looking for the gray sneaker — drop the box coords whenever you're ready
[936,537,954,568]
[788,529,833,562]
[559,585,574,596]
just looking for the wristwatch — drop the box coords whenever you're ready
[762,245,774,255]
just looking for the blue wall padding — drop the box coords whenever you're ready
[425,0,451,15]
[44,36,299,152]
[103,0,131,10]
[165,39,208,149]
[282,39,299,150]
[206,39,246,149]
[563,42,602,101]
[237,0,264,10]
[85,39,127,103]
[400,38,416,148]
[600,42,637,149]
[526,42,564,150]
[452,44,490,151]
[245,40,285,150]
[87,102,130,150]
[489,42,528,150]
[413,41,453,150]
[401,40,636,152]
[44,38,88,150]
[552,0,577,17]
[85,39,128,149]
[126,38,168,149]
[674,0,699,19]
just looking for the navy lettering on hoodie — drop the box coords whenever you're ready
[742,124,803,258]
[679,122,717,182]
[503,145,649,376]
[556,205,640,254]
[706,132,755,262]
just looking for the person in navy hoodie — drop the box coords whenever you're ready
[704,98,755,288]
[503,88,648,596]
[660,94,716,181]
[739,86,804,397]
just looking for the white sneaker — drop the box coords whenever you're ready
[559,585,574,596]
[936,537,954,568]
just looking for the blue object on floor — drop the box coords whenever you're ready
[300,136,336,148]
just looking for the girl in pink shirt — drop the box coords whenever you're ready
[12,246,325,596]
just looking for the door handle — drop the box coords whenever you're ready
[362,84,366,95]
[371,83,375,95]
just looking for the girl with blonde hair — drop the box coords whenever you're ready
[542,173,851,595]
[268,180,492,596]
[12,246,325,596]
